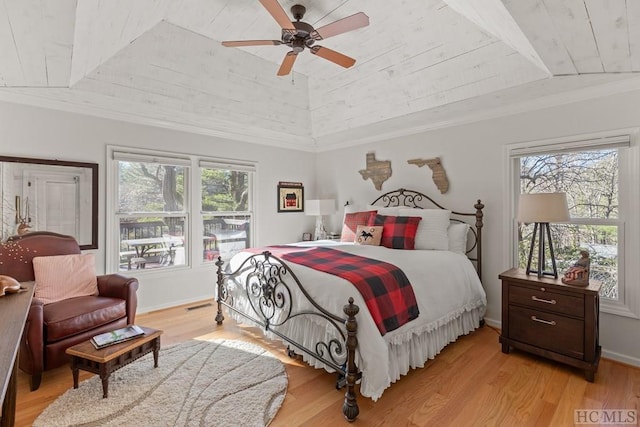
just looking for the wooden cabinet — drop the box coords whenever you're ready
[1,282,34,427]
[499,268,601,381]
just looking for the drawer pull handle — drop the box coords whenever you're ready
[531,316,556,326]
[531,296,556,304]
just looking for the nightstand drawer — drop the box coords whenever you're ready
[509,284,584,318]
[509,306,584,359]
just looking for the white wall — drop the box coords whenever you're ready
[315,88,640,366]
[0,101,317,313]
[2,88,639,366]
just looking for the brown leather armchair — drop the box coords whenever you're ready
[0,231,138,391]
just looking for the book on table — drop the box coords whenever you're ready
[91,325,145,349]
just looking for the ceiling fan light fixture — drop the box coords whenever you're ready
[291,39,305,53]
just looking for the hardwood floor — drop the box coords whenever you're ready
[15,301,640,426]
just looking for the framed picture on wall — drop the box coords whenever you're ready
[277,182,304,212]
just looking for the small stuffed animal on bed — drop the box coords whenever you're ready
[0,275,21,296]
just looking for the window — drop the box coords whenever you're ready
[108,148,255,272]
[200,161,253,262]
[518,149,620,299]
[114,152,189,271]
[508,131,640,317]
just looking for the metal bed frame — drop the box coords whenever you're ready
[215,188,484,421]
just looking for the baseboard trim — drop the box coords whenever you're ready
[137,295,212,315]
[601,349,640,368]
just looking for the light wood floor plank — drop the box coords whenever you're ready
[14,301,640,426]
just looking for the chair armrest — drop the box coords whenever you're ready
[97,274,139,324]
[20,299,45,376]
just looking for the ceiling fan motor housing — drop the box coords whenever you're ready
[282,20,315,51]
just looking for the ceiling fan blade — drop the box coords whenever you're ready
[222,40,282,47]
[259,0,295,30]
[311,12,369,40]
[310,46,356,69]
[277,51,297,76]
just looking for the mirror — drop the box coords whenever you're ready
[0,156,98,249]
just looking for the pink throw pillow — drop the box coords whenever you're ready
[33,253,98,305]
[340,210,377,242]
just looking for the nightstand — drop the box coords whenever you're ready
[499,268,601,381]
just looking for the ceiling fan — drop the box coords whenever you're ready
[221,0,369,76]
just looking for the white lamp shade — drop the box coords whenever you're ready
[306,199,336,216]
[518,193,570,223]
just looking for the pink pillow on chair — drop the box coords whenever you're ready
[33,253,98,304]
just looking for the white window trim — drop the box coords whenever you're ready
[503,128,640,319]
[106,146,257,273]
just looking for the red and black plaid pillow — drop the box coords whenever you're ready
[341,210,378,242]
[370,214,422,249]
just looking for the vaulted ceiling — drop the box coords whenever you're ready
[1,0,639,151]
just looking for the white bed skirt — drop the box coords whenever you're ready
[225,303,484,401]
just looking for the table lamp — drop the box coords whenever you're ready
[517,192,569,278]
[306,199,336,240]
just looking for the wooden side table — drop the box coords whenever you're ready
[499,268,601,381]
[0,282,34,427]
[66,326,162,398]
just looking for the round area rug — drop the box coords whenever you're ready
[34,339,287,427]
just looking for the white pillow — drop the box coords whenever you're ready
[448,223,470,255]
[367,205,400,216]
[398,208,450,250]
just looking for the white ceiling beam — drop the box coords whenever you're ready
[443,0,551,75]
[70,0,172,86]
[502,0,578,75]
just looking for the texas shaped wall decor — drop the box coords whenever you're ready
[358,152,392,191]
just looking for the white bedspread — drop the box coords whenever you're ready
[226,241,486,401]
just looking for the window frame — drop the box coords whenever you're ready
[504,129,640,319]
[199,160,254,262]
[106,146,256,273]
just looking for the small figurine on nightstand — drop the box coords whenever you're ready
[562,250,590,286]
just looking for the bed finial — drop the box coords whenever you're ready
[343,297,360,421]
[474,200,484,281]
[215,256,225,325]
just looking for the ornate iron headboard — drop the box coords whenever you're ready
[370,188,484,281]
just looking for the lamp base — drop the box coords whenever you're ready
[525,268,559,279]
[525,222,559,279]
[314,216,326,240]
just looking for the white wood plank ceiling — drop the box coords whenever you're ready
[0,0,639,151]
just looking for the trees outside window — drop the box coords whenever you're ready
[109,149,255,272]
[201,167,252,262]
[116,159,188,271]
[518,149,621,300]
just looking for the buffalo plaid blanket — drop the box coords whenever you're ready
[264,246,419,335]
